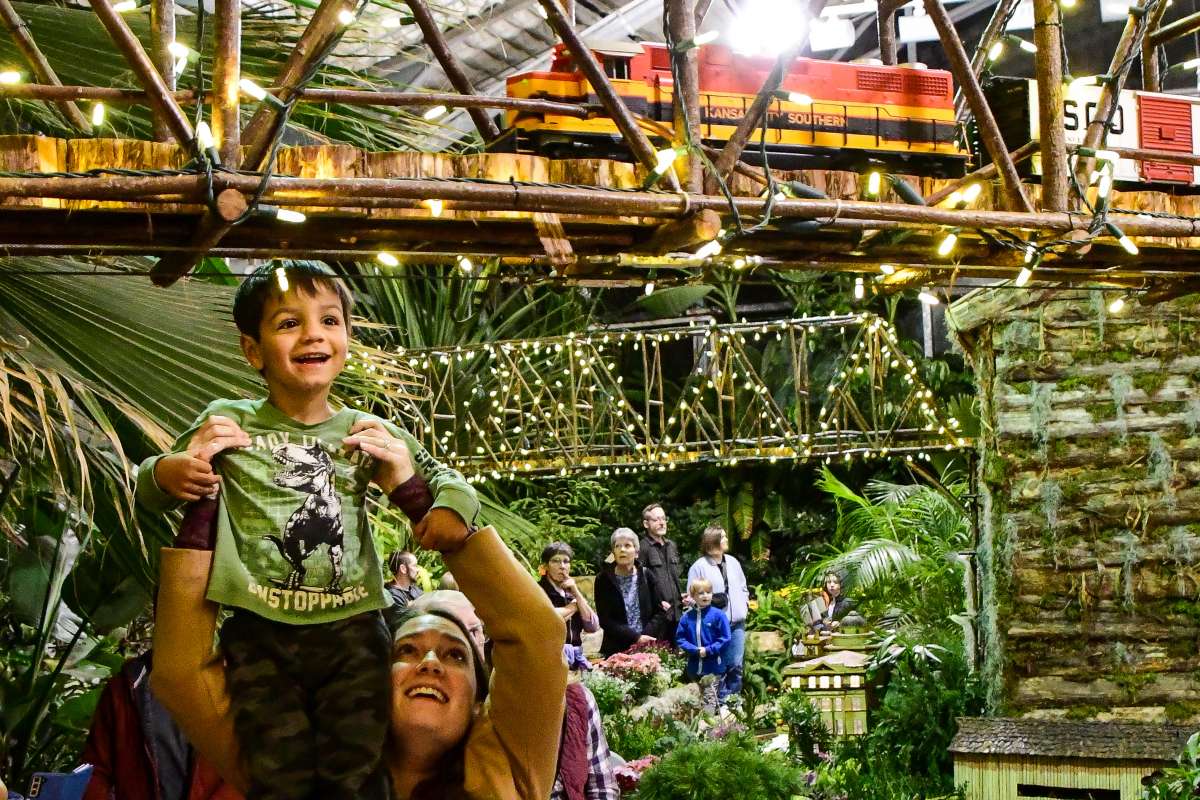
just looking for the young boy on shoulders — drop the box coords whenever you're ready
[675,578,731,713]
[137,261,478,800]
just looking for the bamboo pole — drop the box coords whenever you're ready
[923,0,1033,212]
[956,0,1021,122]
[1084,143,1200,166]
[0,83,591,117]
[404,0,500,141]
[0,0,92,134]
[1072,8,1144,187]
[1141,0,1170,92]
[668,0,703,193]
[1033,0,1067,210]
[709,51,800,189]
[1147,8,1200,47]
[878,0,900,65]
[150,0,175,141]
[240,0,346,171]
[212,0,241,165]
[87,0,194,145]
[535,0,662,173]
[694,0,714,26]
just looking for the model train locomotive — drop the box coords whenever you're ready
[494,41,967,177]
[495,39,1200,193]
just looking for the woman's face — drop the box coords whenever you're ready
[612,537,638,567]
[390,615,478,749]
[546,553,571,584]
[824,574,842,597]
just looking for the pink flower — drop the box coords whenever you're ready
[614,755,660,792]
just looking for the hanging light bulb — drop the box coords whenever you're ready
[196,120,215,150]
[276,208,306,223]
[1097,170,1113,200]
[238,78,268,101]
[423,104,448,121]
[644,281,656,296]
[879,263,896,275]
[424,198,444,216]
[0,70,21,84]
[377,251,400,267]
[987,40,1004,61]
[653,147,679,176]
[1060,0,1076,7]
[853,277,865,300]
[1108,295,1126,314]
[1106,222,1138,254]
[167,41,188,59]
[961,182,983,204]
[865,170,882,197]
[937,231,958,256]
[275,267,289,292]
[918,288,940,305]
[1024,243,1037,263]
[91,102,106,126]
[1015,267,1033,287]
[336,7,356,25]
[694,30,719,45]
[787,91,813,105]
[456,255,474,274]
[694,239,723,259]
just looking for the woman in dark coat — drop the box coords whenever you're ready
[593,527,664,656]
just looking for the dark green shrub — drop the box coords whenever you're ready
[778,691,831,765]
[633,733,804,800]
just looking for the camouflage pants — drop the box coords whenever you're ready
[220,609,393,800]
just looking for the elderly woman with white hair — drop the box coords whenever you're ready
[593,527,664,656]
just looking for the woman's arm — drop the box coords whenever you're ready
[149,549,245,791]
[448,528,567,800]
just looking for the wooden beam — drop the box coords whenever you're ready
[694,0,714,26]
[1072,8,1144,187]
[924,139,1039,206]
[710,46,799,190]
[923,0,1033,212]
[878,5,898,65]
[212,0,241,165]
[150,0,175,141]
[240,0,346,171]
[668,0,703,193]
[1084,144,1200,167]
[87,0,194,145]
[0,83,590,118]
[404,0,501,141]
[1033,0,1067,210]
[0,0,92,134]
[1141,0,1170,92]
[536,0,662,173]
[956,0,1021,122]
[1147,9,1200,48]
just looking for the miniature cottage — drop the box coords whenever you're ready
[782,648,870,737]
[950,717,1195,800]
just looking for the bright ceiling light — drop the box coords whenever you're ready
[729,0,807,57]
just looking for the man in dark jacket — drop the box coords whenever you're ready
[637,502,683,641]
[82,651,238,800]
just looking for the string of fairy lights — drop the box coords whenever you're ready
[343,313,967,482]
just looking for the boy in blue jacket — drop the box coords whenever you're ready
[675,578,731,712]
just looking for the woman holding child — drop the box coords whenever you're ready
[687,524,750,701]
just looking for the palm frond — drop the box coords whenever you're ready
[816,466,870,509]
[826,538,922,592]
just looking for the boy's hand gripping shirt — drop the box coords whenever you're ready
[137,398,479,625]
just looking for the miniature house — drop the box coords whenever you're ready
[950,718,1194,800]
[782,648,870,737]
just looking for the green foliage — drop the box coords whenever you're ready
[1142,732,1200,800]
[603,713,697,762]
[581,671,633,718]
[633,733,804,800]
[778,692,831,765]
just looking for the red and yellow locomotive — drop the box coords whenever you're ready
[496,41,968,177]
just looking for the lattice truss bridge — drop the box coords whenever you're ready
[347,314,968,482]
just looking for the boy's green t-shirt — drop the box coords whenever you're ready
[138,398,479,626]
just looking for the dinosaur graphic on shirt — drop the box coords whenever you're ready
[264,442,344,592]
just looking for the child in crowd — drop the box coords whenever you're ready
[137,261,479,800]
[675,577,731,712]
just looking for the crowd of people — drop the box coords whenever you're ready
[70,262,747,800]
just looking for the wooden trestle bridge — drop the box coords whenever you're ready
[351,314,967,481]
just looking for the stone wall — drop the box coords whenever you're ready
[948,288,1200,724]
